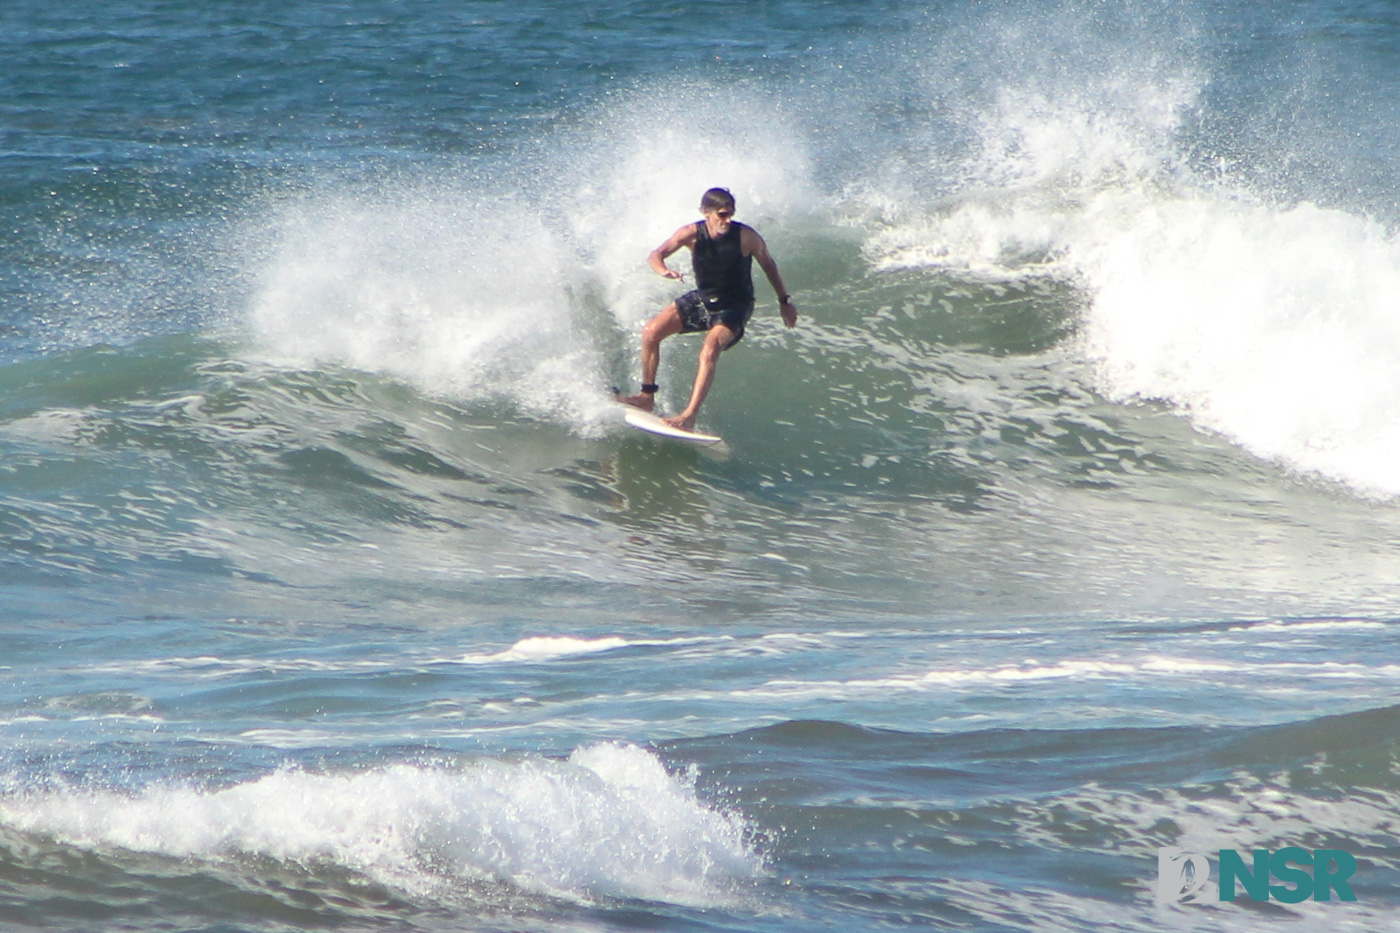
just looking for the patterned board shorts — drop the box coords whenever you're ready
[676,290,755,349]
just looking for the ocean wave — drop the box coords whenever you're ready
[75,655,397,679]
[728,656,1400,703]
[0,743,761,907]
[854,7,1400,499]
[450,635,684,665]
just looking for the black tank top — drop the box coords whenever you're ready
[691,221,754,305]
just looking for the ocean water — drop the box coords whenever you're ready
[3,1,1400,930]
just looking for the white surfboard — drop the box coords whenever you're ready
[619,405,724,447]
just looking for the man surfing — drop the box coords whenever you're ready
[617,188,798,433]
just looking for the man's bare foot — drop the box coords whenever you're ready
[662,413,697,432]
[616,391,655,412]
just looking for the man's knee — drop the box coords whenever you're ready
[643,305,681,345]
[700,327,732,362]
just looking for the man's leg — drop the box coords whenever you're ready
[618,303,683,411]
[664,323,735,432]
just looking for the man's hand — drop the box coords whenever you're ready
[780,298,798,328]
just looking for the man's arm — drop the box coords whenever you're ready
[744,228,798,328]
[649,223,699,281]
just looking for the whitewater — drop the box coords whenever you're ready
[2,1,1400,931]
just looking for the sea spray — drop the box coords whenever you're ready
[244,78,820,431]
[548,80,818,322]
[859,4,1400,497]
[247,185,618,433]
[1077,196,1400,497]
[0,745,761,905]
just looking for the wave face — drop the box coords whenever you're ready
[5,1,1400,932]
[0,744,759,908]
[853,2,1400,499]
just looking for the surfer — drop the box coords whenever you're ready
[618,188,798,433]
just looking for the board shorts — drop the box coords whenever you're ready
[675,290,755,349]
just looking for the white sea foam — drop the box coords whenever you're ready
[0,744,760,906]
[1227,618,1389,633]
[447,634,728,665]
[244,81,815,434]
[735,655,1400,702]
[1077,195,1400,498]
[863,21,1400,498]
[454,636,631,665]
[559,81,817,333]
[75,656,394,679]
[247,188,617,435]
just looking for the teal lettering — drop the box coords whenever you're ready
[1314,849,1358,901]
[1269,847,1313,903]
[1219,849,1269,901]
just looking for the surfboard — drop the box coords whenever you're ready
[618,405,724,447]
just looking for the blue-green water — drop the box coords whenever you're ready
[3,2,1400,930]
